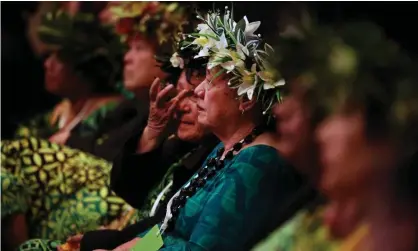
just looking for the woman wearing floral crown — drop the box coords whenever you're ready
[252,17,418,251]
[14,2,125,144]
[2,2,189,249]
[103,7,302,251]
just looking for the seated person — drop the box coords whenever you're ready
[252,18,417,251]
[17,42,218,251]
[102,8,302,251]
[2,2,189,248]
[15,2,125,142]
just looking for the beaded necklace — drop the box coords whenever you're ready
[160,126,264,233]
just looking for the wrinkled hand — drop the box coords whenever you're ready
[57,234,82,251]
[146,77,188,139]
[49,130,71,145]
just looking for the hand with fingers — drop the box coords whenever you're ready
[57,234,83,251]
[137,78,189,154]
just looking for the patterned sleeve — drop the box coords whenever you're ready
[161,147,288,251]
[14,112,55,139]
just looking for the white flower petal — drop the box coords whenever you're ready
[216,32,228,50]
[247,87,255,100]
[237,82,252,96]
[275,79,286,87]
[236,43,249,59]
[170,53,180,68]
[194,48,210,58]
[245,21,261,36]
[250,63,257,73]
[263,79,286,90]
[197,23,209,31]
[263,83,275,90]
[221,61,235,72]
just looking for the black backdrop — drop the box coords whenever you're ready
[1,1,417,139]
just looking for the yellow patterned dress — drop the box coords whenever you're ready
[1,137,132,240]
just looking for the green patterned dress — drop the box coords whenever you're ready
[1,138,131,241]
[17,146,198,251]
[136,143,302,251]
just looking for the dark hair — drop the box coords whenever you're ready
[185,58,207,84]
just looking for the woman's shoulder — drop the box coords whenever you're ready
[234,144,283,166]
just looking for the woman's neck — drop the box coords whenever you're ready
[214,120,257,151]
[67,96,90,114]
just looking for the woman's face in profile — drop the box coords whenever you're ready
[44,53,78,96]
[123,37,166,92]
[316,110,397,199]
[193,68,240,131]
[272,82,314,167]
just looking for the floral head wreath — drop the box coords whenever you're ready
[109,2,187,45]
[38,8,125,90]
[170,6,286,115]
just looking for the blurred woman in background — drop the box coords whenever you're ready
[253,16,418,251]
[1,2,189,249]
[15,2,125,142]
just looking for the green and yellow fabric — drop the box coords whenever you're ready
[16,145,200,250]
[1,137,131,240]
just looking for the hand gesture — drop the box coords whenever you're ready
[146,78,188,139]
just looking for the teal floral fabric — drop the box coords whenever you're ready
[138,143,301,251]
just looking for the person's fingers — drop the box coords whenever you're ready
[156,84,175,107]
[173,89,190,103]
[167,90,189,114]
[67,234,83,243]
[167,98,180,116]
[149,78,160,101]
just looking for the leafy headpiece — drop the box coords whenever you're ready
[39,9,125,91]
[170,6,286,115]
[109,2,187,45]
[274,14,418,146]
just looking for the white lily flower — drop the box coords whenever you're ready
[237,80,257,100]
[236,43,249,60]
[236,63,258,100]
[243,16,261,40]
[263,79,285,90]
[220,61,236,72]
[194,47,210,58]
[197,23,210,33]
[215,32,228,50]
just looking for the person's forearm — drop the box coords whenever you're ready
[136,126,164,154]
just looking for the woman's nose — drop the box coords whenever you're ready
[194,81,205,99]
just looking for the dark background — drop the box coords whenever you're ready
[2,1,417,139]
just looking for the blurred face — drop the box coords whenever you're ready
[174,71,207,141]
[316,110,397,199]
[123,37,166,92]
[273,82,313,159]
[194,68,240,130]
[44,53,82,97]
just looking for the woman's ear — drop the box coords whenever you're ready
[239,96,257,113]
